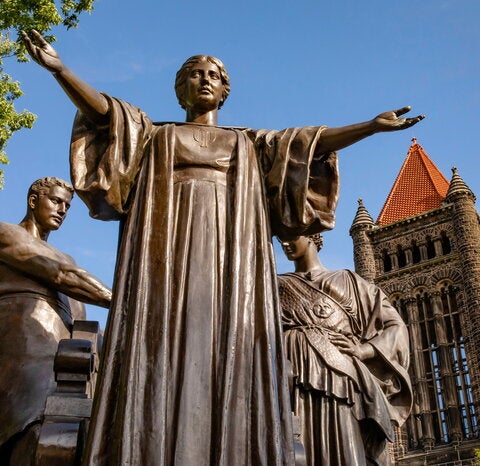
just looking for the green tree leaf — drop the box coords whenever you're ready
[0,0,95,188]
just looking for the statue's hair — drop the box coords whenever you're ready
[175,55,231,110]
[28,177,74,200]
[276,233,324,252]
[308,233,324,252]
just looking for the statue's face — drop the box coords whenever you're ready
[183,60,224,113]
[281,236,310,261]
[30,185,72,232]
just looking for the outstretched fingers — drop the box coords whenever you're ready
[403,114,426,128]
[20,29,48,52]
[394,106,412,117]
[20,30,32,47]
[30,29,49,46]
[20,31,38,60]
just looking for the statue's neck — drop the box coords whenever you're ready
[186,109,218,125]
[19,216,49,241]
[294,249,325,274]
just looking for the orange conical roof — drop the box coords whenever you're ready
[376,138,449,226]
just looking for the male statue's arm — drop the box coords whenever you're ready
[21,30,109,126]
[317,106,425,154]
[0,225,112,308]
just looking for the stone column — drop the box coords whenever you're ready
[419,243,428,261]
[404,247,413,266]
[433,238,443,257]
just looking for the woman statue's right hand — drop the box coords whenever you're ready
[21,29,64,73]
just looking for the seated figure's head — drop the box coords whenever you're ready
[175,55,231,111]
[27,177,74,232]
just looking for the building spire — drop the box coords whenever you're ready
[350,199,376,282]
[446,167,475,201]
[350,199,374,230]
[376,139,449,226]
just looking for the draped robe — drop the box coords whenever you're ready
[279,270,412,465]
[70,96,340,465]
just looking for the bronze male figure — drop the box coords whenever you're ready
[0,177,111,466]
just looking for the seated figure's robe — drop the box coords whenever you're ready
[279,270,411,466]
[0,223,85,452]
[71,96,340,465]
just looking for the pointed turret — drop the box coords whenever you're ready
[377,138,449,226]
[350,199,376,282]
[350,198,375,230]
[446,167,476,201]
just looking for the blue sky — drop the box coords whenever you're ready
[2,0,479,326]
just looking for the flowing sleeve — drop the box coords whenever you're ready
[70,95,153,220]
[349,271,412,422]
[254,126,340,238]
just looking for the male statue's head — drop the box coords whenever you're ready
[26,177,74,234]
[175,55,231,112]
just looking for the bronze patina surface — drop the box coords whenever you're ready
[279,234,411,465]
[22,30,422,465]
[0,177,111,465]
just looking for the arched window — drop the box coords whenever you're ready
[441,232,452,255]
[391,295,408,323]
[397,244,406,268]
[383,249,392,272]
[439,282,477,439]
[406,285,479,450]
[411,241,421,264]
[426,237,436,259]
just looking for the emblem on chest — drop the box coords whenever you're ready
[193,128,217,148]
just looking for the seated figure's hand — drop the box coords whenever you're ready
[329,334,375,361]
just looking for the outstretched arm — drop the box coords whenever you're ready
[21,29,109,126]
[0,224,112,308]
[317,106,425,154]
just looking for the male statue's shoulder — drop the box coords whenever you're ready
[0,222,23,243]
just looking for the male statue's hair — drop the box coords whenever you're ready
[28,177,74,201]
[175,55,231,110]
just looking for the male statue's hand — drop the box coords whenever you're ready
[373,106,425,132]
[21,29,64,73]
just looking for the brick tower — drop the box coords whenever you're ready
[350,139,480,465]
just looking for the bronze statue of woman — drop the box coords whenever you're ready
[278,234,411,465]
[22,29,423,465]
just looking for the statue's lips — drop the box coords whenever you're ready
[51,215,63,224]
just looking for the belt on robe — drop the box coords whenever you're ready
[174,166,228,185]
